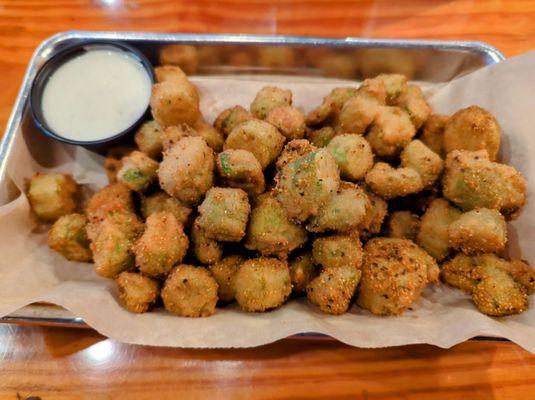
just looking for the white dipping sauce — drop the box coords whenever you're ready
[42,49,152,142]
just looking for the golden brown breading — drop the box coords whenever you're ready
[133,211,189,278]
[250,86,292,119]
[420,114,448,157]
[197,187,251,242]
[266,106,306,140]
[191,218,223,265]
[366,106,416,157]
[134,120,164,159]
[48,213,92,262]
[358,238,436,315]
[158,136,215,205]
[416,198,462,261]
[443,106,501,161]
[442,150,526,216]
[209,255,245,302]
[365,163,423,200]
[327,134,374,181]
[150,75,200,127]
[224,119,285,169]
[448,208,507,254]
[217,149,265,196]
[116,271,160,313]
[233,257,292,312]
[386,211,419,241]
[289,252,317,293]
[307,182,371,233]
[162,264,219,317]
[245,193,307,257]
[28,173,78,222]
[275,148,340,222]
[117,151,159,193]
[307,265,361,314]
[400,140,444,188]
[140,191,192,227]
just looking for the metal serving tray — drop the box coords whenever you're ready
[0,31,504,329]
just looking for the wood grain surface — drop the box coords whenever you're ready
[1,1,535,399]
[1,324,534,400]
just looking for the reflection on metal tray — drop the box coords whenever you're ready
[0,31,504,329]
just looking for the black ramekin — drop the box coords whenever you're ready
[30,41,155,152]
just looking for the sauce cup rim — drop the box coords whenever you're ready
[30,40,155,147]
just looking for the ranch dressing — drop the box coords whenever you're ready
[42,49,152,142]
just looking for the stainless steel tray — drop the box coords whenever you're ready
[0,31,505,329]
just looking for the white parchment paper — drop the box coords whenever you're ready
[1,51,535,351]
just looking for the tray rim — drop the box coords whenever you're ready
[0,30,505,330]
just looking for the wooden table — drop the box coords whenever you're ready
[1,1,535,399]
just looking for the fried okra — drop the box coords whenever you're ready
[420,114,448,157]
[448,208,507,254]
[365,163,423,200]
[103,145,135,183]
[472,264,528,316]
[376,73,408,105]
[275,139,315,170]
[208,255,244,302]
[441,253,478,292]
[191,218,223,265]
[386,211,419,241]
[416,198,461,260]
[159,44,199,74]
[161,124,196,151]
[150,75,200,127]
[245,193,307,257]
[442,150,526,215]
[134,120,164,159]
[442,253,535,297]
[217,149,265,196]
[48,213,92,262]
[506,260,535,295]
[213,105,254,137]
[158,136,215,205]
[266,106,306,140]
[307,265,361,314]
[358,238,437,315]
[258,46,296,68]
[400,140,444,187]
[307,182,371,233]
[28,173,77,222]
[289,252,317,293]
[358,189,388,239]
[311,235,363,270]
[306,87,358,126]
[133,212,189,278]
[224,119,285,169]
[250,86,292,119]
[116,271,160,313]
[336,92,383,135]
[90,211,144,278]
[306,126,336,147]
[233,257,292,312]
[396,84,431,130]
[162,264,219,317]
[117,151,159,193]
[86,182,134,224]
[327,134,374,181]
[140,191,192,226]
[197,187,250,242]
[443,106,501,161]
[275,148,340,222]
[154,65,186,83]
[366,106,416,157]
[192,118,225,152]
